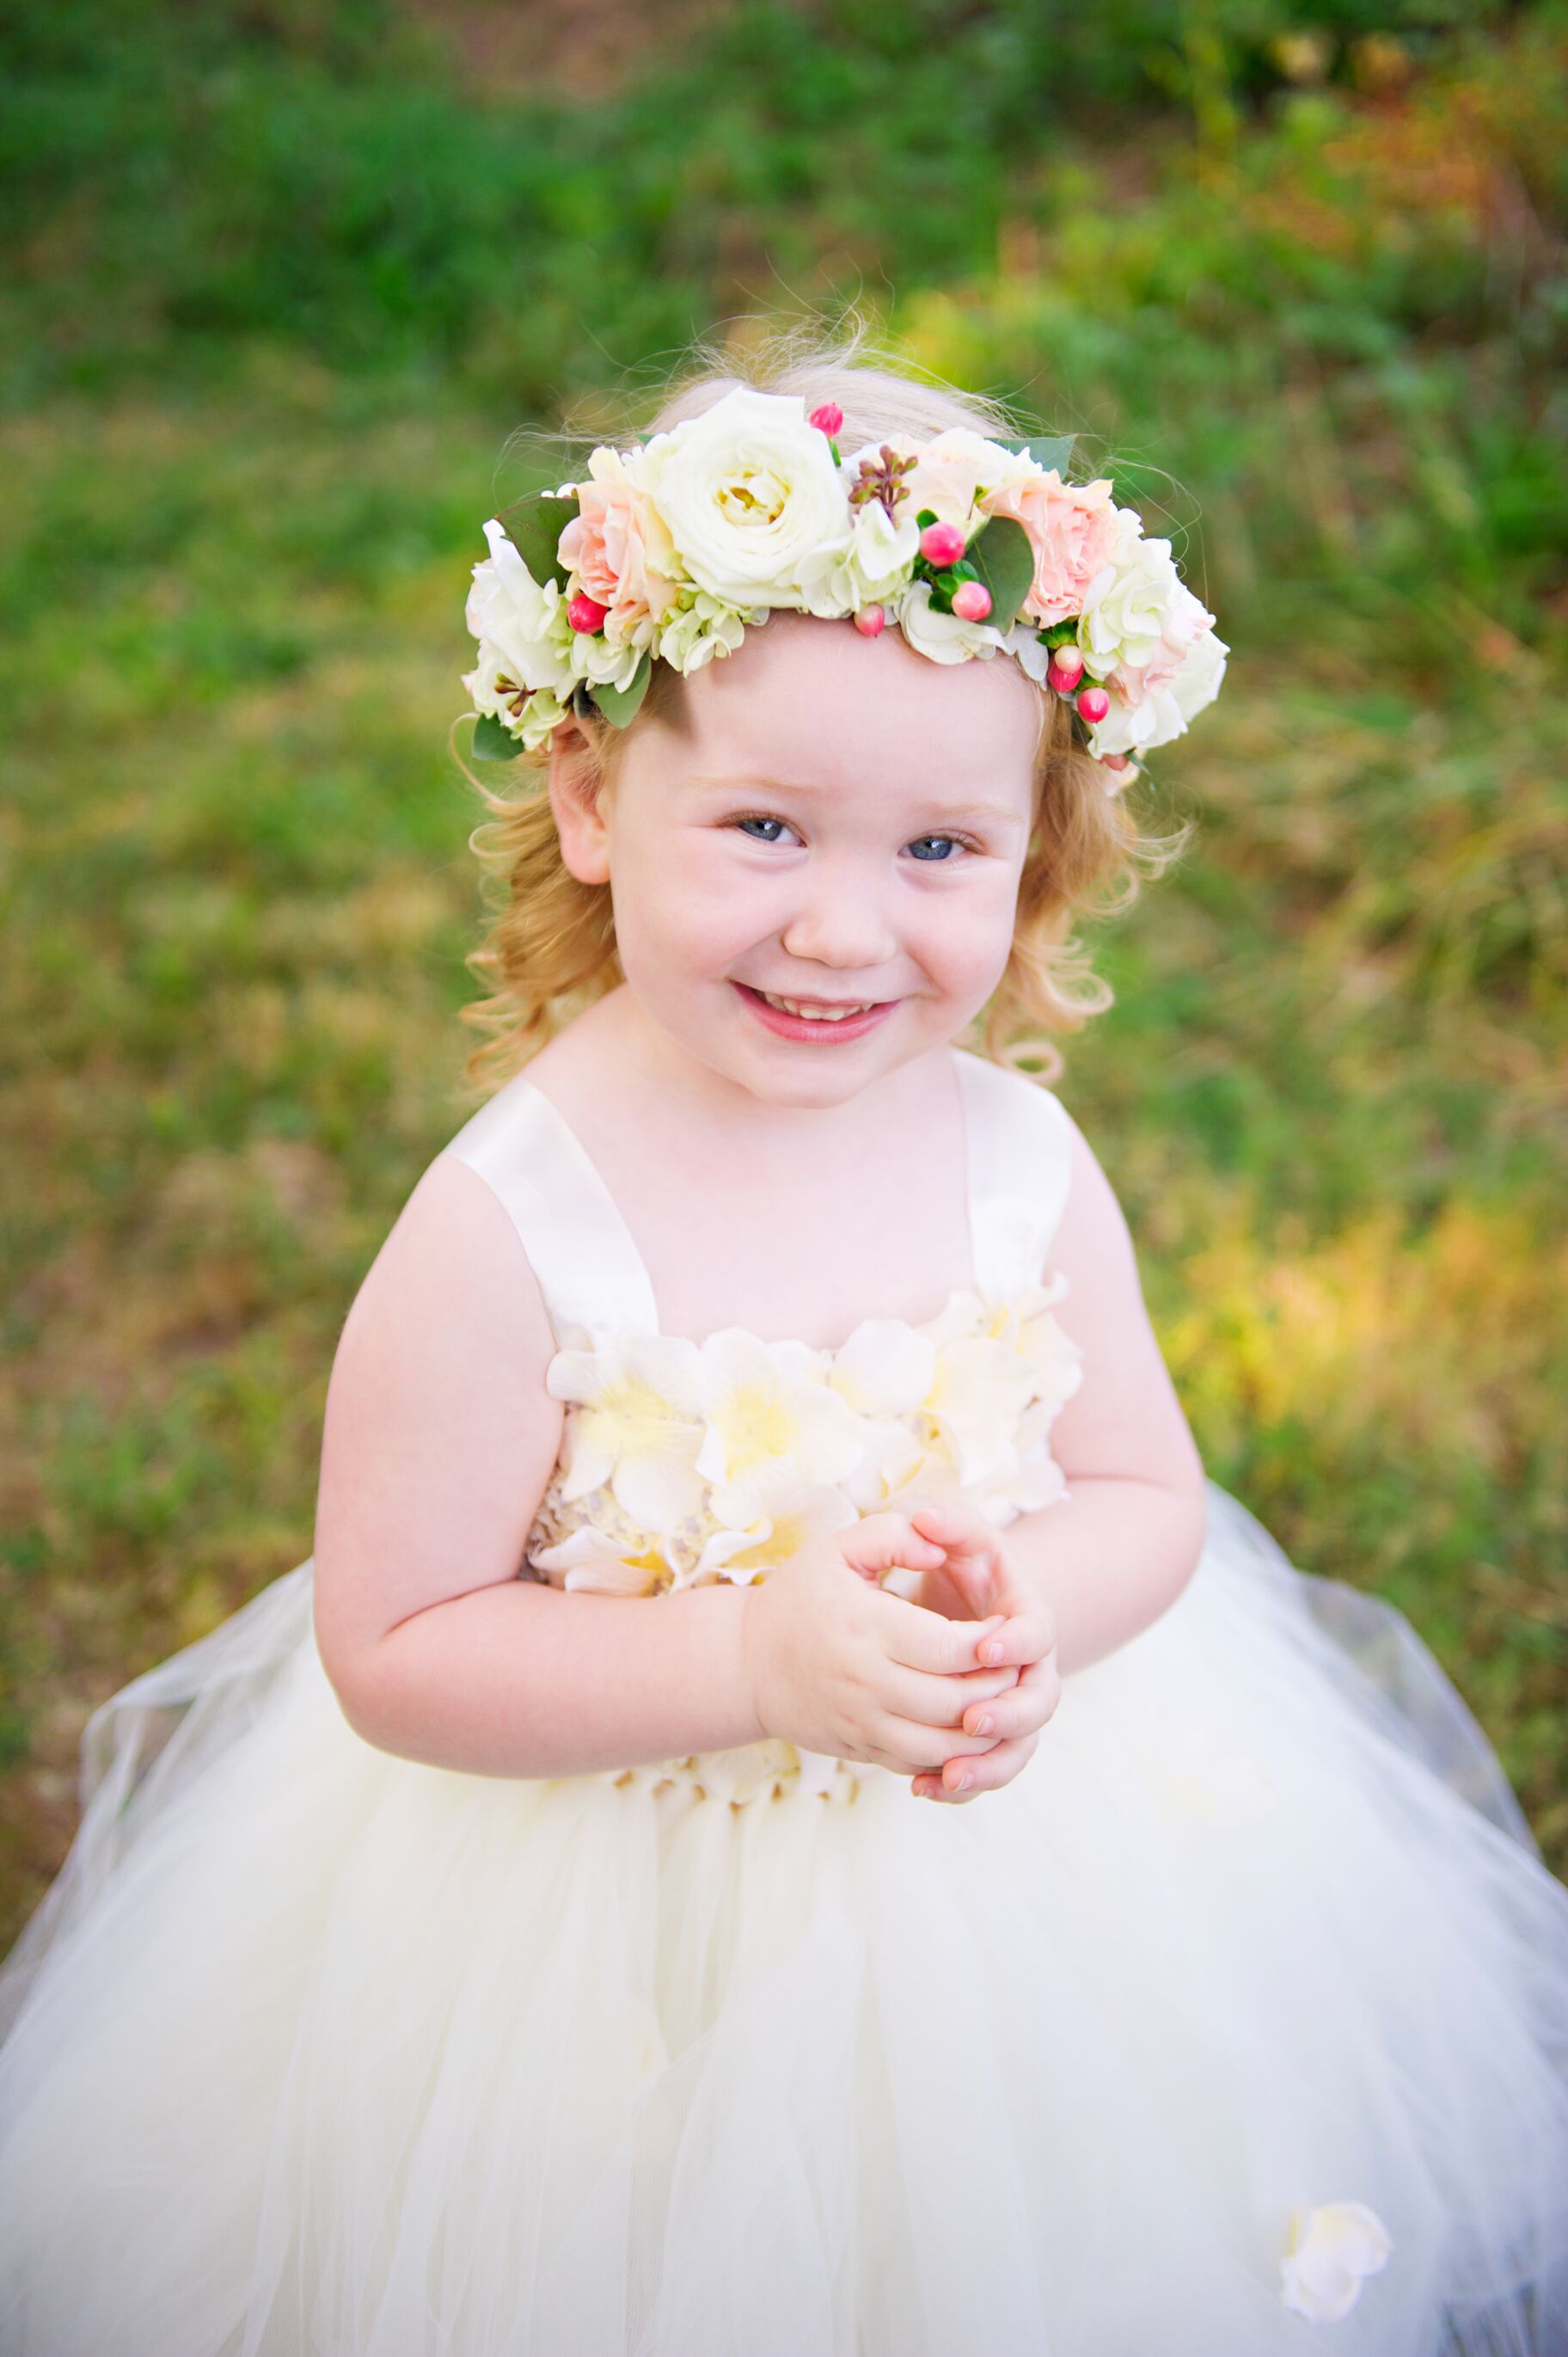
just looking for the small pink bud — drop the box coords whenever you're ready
[1100,752,1130,771]
[1047,647,1085,692]
[952,580,992,623]
[853,604,886,637]
[919,521,966,568]
[1076,685,1110,725]
[567,593,608,633]
[808,402,844,438]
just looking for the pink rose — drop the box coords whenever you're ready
[982,471,1120,628]
[557,448,679,637]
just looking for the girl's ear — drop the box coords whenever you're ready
[547,717,611,886]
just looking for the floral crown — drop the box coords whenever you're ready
[462,385,1228,794]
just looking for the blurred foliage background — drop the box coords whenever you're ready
[2,0,1565,1940]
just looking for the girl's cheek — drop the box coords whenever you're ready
[915,890,1017,992]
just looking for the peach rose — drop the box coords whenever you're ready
[983,470,1120,627]
[557,447,679,640]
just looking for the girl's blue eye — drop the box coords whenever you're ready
[733,818,969,859]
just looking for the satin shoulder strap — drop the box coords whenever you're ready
[952,1047,1076,1300]
[440,1075,660,1346]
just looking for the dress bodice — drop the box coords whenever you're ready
[440,1047,1084,1803]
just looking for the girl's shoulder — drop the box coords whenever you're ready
[948,1051,1155,1327]
[340,1120,560,1403]
[439,1062,564,1194]
[436,1065,660,1341]
[420,1047,1114,1354]
[324,1070,571,1451]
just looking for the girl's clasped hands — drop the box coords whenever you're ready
[739,1498,1061,1805]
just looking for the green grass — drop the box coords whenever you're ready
[2,0,1565,1941]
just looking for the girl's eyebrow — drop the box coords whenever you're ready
[688,774,1026,830]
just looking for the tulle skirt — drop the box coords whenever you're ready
[3,1477,1566,2357]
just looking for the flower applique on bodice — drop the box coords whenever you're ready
[441,1048,1082,1805]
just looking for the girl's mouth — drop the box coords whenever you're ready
[731,981,897,1044]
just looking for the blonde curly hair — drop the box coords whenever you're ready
[457,321,1192,1095]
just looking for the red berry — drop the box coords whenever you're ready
[952,580,993,622]
[809,402,845,438]
[567,593,608,633]
[919,521,966,568]
[1076,685,1111,725]
[853,605,886,637]
[1047,648,1085,692]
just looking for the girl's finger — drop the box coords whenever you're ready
[876,1657,1020,1733]
[876,1590,1009,1675]
[908,1504,1006,1606]
[870,1711,1002,1772]
[907,1506,1056,1666]
[915,1732,1040,1802]
[909,1499,1001,1556]
[961,1650,1061,1740]
[976,1591,1057,1670]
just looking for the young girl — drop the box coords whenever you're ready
[2,346,1566,2357]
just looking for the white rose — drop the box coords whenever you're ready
[896,578,1008,666]
[635,387,848,608]
[1087,629,1229,758]
[797,496,921,617]
[1075,510,1187,681]
[465,518,576,698]
[867,427,1038,536]
[656,592,750,676]
[1280,2201,1393,2322]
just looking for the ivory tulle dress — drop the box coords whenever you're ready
[3,1047,1567,2357]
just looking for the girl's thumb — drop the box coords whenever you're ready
[841,1512,947,1576]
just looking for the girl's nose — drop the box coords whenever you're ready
[779,877,899,973]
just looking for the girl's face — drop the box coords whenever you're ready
[553,611,1040,1109]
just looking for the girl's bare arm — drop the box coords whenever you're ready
[312,1156,765,1778]
[1001,1110,1210,1677]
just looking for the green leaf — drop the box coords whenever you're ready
[1000,434,1076,477]
[916,507,938,529]
[472,711,524,761]
[590,654,651,727]
[491,492,579,591]
[965,516,1035,634]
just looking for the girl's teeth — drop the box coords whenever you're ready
[758,991,875,1022]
